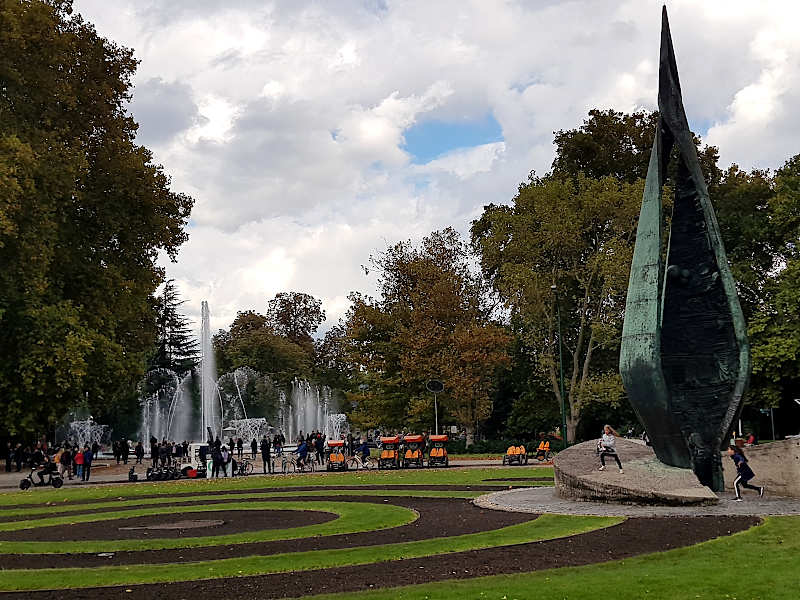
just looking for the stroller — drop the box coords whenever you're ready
[402,435,425,468]
[326,440,348,471]
[427,434,449,468]
[377,436,401,470]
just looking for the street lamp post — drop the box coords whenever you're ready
[551,284,568,450]
[426,380,444,435]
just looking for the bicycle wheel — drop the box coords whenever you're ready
[347,458,360,471]
[282,461,295,474]
[244,461,254,475]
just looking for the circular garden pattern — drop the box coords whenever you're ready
[0,468,767,599]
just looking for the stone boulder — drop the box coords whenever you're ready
[554,439,718,506]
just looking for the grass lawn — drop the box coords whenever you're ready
[0,466,552,506]
[0,500,415,554]
[0,514,619,591]
[305,516,796,600]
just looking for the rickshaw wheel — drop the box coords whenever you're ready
[52,477,63,489]
[502,456,508,466]
[20,479,31,491]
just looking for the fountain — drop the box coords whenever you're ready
[200,300,219,438]
[139,301,341,443]
[327,413,349,441]
[68,417,109,448]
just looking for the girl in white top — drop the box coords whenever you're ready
[598,424,623,473]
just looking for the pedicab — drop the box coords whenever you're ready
[402,434,425,468]
[427,434,449,468]
[326,439,348,471]
[378,436,401,470]
[502,444,528,466]
[534,438,554,462]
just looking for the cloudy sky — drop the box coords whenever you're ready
[72,0,800,337]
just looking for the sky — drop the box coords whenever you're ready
[71,0,800,338]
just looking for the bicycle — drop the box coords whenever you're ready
[236,458,254,476]
[281,454,315,474]
[347,455,374,471]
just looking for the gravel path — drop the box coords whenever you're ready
[476,486,800,516]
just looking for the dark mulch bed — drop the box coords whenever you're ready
[0,509,336,542]
[0,497,534,569]
[5,515,759,600]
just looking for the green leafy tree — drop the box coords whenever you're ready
[266,292,326,350]
[472,174,643,442]
[344,228,512,444]
[0,1,192,437]
[214,310,313,385]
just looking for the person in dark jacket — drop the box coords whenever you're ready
[211,446,222,478]
[251,438,258,459]
[135,442,144,464]
[728,445,764,501]
[260,436,272,474]
[82,445,93,481]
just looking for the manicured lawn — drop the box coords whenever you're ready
[0,500,415,554]
[0,466,552,505]
[307,516,796,600]
[0,514,619,591]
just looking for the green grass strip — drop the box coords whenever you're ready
[0,488,483,518]
[302,515,781,600]
[0,466,552,506]
[0,501,415,554]
[0,514,619,591]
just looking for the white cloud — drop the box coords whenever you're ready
[71,0,800,337]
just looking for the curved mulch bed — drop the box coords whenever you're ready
[0,509,337,542]
[0,497,535,569]
[3,515,759,599]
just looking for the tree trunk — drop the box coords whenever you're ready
[465,425,475,447]
[566,416,579,445]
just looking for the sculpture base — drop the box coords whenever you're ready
[554,439,717,506]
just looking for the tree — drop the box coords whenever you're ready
[214,310,312,385]
[471,174,643,442]
[266,292,325,350]
[344,229,512,444]
[151,281,199,375]
[0,1,192,437]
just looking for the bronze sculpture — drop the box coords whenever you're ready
[619,7,750,492]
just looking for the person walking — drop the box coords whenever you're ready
[61,446,73,480]
[260,435,272,474]
[211,445,222,478]
[314,435,324,466]
[122,439,130,464]
[251,438,258,459]
[5,443,12,472]
[598,424,623,474]
[135,441,144,464]
[236,438,244,460]
[74,445,84,480]
[14,443,22,472]
[221,446,229,477]
[728,445,765,501]
[82,445,93,481]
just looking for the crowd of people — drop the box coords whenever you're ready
[4,441,100,482]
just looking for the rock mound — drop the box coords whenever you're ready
[554,439,717,506]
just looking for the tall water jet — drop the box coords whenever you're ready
[200,301,219,439]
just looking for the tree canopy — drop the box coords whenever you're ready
[0,1,193,437]
[343,228,512,443]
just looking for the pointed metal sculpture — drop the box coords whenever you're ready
[619,7,750,492]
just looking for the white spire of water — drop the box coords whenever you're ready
[200,300,218,439]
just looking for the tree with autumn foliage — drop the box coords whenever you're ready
[343,228,511,445]
[472,174,643,443]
